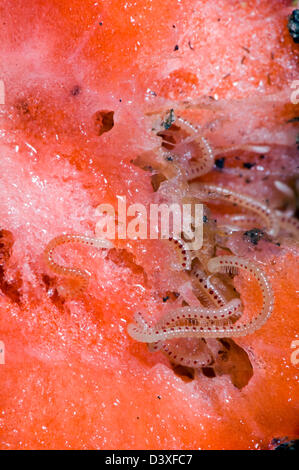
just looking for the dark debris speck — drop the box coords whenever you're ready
[70,85,81,96]
[272,438,299,451]
[288,10,299,44]
[162,109,175,130]
[215,157,225,169]
[243,162,256,169]
[243,228,265,246]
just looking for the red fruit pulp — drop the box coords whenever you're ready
[0,0,298,449]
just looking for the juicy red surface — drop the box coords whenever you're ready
[0,0,298,449]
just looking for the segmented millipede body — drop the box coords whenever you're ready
[176,117,215,180]
[147,336,214,367]
[156,298,242,328]
[214,144,270,156]
[127,256,273,342]
[206,255,273,335]
[157,116,215,180]
[127,298,242,342]
[217,214,263,231]
[217,210,299,242]
[168,235,192,270]
[276,213,299,239]
[159,339,214,368]
[274,180,296,218]
[197,206,216,264]
[191,263,230,308]
[191,183,279,237]
[44,234,113,296]
[127,106,279,370]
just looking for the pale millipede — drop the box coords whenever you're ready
[147,337,214,367]
[44,234,113,296]
[125,110,279,368]
[127,256,273,341]
[190,183,279,237]
[191,265,243,321]
[274,180,296,218]
[158,116,215,180]
[159,339,214,368]
[156,298,242,329]
[175,117,215,180]
[206,255,274,334]
[185,159,214,181]
[216,214,264,231]
[215,214,265,238]
[127,298,242,343]
[191,263,229,308]
[276,213,299,239]
[214,144,271,156]
[217,211,299,240]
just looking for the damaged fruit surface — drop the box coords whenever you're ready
[0,0,298,450]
